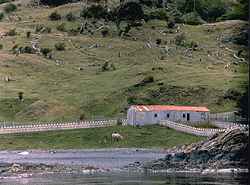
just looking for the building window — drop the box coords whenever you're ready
[154,114,158,118]
[167,113,170,118]
[183,113,186,118]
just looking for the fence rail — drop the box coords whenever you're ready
[0,119,121,134]
[159,120,239,137]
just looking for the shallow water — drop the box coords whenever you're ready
[0,149,248,185]
[0,172,248,185]
[0,149,166,169]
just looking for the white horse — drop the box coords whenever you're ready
[111,132,123,142]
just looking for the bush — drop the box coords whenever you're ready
[147,8,168,20]
[176,0,226,22]
[80,5,109,19]
[224,89,242,101]
[49,11,61,21]
[26,31,31,38]
[35,24,51,33]
[0,44,3,49]
[41,47,52,57]
[40,0,73,6]
[4,3,17,13]
[116,2,144,22]
[0,0,10,5]
[142,76,154,83]
[55,42,65,51]
[23,46,35,54]
[219,0,248,21]
[156,38,162,45]
[0,12,4,21]
[7,28,16,36]
[175,33,186,46]
[79,113,85,120]
[56,23,67,32]
[101,28,109,37]
[182,12,206,25]
[66,12,76,21]
[167,20,175,29]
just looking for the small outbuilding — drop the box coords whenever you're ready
[127,105,210,126]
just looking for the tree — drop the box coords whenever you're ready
[236,85,248,124]
[116,2,144,23]
[4,3,17,13]
[220,0,249,21]
[40,0,72,6]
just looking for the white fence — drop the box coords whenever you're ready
[0,119,119,135]
[159,120,227,137]
[211,121,248,130]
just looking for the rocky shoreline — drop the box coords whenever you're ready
[126,129,248,174]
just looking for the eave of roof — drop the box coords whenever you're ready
[131,105,210,112]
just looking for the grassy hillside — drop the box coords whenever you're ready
[0,1,248,122]
[0,125,204,149]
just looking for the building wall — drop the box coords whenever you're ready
[127,108,210,126]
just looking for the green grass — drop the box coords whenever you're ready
[0,125,204,149]
[0,3,248,122]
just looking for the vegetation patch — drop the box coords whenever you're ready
[0,125,204,149]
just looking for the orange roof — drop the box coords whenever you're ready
[131,105,210,112]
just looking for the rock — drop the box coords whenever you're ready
[189,150,210,163]
[143,129,248,171]
[172,152,187,162]
[10,163,23,173]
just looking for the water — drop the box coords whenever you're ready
[0,149,166,168]
[0,172,248,185]
[0,149,248,185]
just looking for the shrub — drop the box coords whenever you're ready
[55,42,65,51]
[0,0,10,5]
[40,0,72,6]
[7,28,16,36]
[49,11,61,21]
[80,5,109,19]
[22,46,35,54]
[26,31,31,38]
[101,61,109,71]
[156,38,162,45]
[35,24,51,33]
[0,12,4,21]
[148,8,168,20]
[4,3,17,13]
[66,12,76,21]
[142,75,154,84]
[224,89,242,101]
[116,2,144,22]
[176,0,226,22]
[182,12,206,25]
[0,44,3,49]
[18,92,23,101]
[175,33,186,46]
[101,28,109,37]
[79,113,85,120]
[56,23,66,32]
[167,20,175,29]
[41,48,52,57]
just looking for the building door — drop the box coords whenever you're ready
[187,113,190,121]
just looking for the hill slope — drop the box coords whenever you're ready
[0,1,248,122]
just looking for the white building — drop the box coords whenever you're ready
[127,105,210,126]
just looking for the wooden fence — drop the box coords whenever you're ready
[0,119,119,134]
[160,120,227,137]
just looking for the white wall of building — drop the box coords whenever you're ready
[127,108,210,126]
